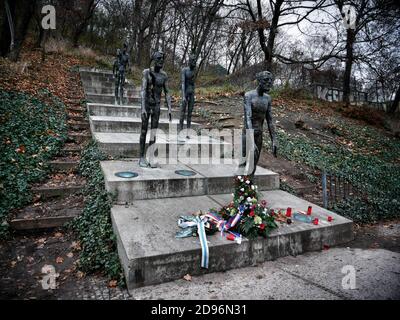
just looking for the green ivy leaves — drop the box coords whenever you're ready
[0,90,67,239]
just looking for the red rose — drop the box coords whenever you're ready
[260,224,266,231]
[249,211,255,217]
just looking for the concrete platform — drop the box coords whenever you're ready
[90,116,199,133]
[111,190,353,291]
[94,132,231,158]
[86,93,140,104]
[87,103,179,118]
[101,160,279,202]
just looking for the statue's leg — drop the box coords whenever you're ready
[115,74,120,105]
[187,93,195,130]
[239,128,247,173]
[139,108,150,167]
[252,130,263,176]
[179,97,187,132]
[150,105,161,146]
[148,105,161,168]
[119,72,125,105]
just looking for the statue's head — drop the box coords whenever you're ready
[256,71,274,92]
[152,51,165,69]
[189,54,197,69]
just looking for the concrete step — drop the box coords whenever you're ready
[87,103,179,119]
[32,186,83,199]
[84,87,139,96]
[86,93,140,104]
[80,73,115,82]
[68,133,91,144]
[90,116,199,133]
[111,190,354,291]
[10,215,77,231]
[50,161,79,172]
[69,122,91,131]
[101,160,279,203]
[81,80,127,89]
[79,67,113,75]
[80,76,136,86]
[94,132,231,158]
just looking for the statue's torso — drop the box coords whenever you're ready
[145,69,168,105]
[118,53,129,72]
[184,67,195,95]
[246,91,271,131]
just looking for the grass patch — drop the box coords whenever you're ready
[267,120,400,223]
[0,89,67,238]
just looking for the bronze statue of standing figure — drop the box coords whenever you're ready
[139,51,172,168]
[241,71,278,176]
[179,54,197,138]
[113,43,130,105]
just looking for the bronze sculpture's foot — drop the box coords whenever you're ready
[178,136,187,143]
[139,158,150,168]
[149,161,158,169]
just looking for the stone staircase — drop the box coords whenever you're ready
[79,68,353,293]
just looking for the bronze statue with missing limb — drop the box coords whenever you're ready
[179,54,197,138]
[139,51,172,168]
[241,71,278,176]
[113,43,130,105]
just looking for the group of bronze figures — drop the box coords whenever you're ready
[112,45,277,175]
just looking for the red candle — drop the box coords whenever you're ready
[286,208,292,218]
[307,206,313,216]
[313,218,319,225]
[227,234,235,241]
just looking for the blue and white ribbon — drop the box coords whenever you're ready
[196,217,209,269]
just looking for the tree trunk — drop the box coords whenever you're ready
[72,0,97,48]
[193,0,223,63]
[342,28,355,107]
[8,0,36,62]
[0,1,9,56]
[265,0,283,71]
[253,0,283,71]
[388,85,400,114]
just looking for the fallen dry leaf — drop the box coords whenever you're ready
[56,257,64,264]
[66,252,74,258]
[16,145,26,154]
[10,261,17,268]
[54,232,63,238]
[76,271,85,279]
[36,238,46,244]
[108,280,118,288]
[183,274,192,282]
[70,241,82,251]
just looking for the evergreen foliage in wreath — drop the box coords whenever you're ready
[217,176,278,238]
